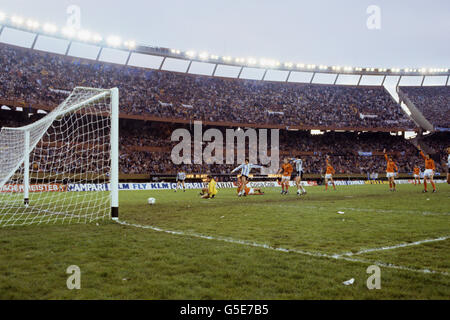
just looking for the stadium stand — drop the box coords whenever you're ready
[399,86,450,130]
[1,114,446,176]
[0,43,415,130]
[1,42,447,180]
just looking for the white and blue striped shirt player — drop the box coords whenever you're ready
[177,171,186,181]
[290,158,307,195]
[290,158,304,174]
[231,163,263,177]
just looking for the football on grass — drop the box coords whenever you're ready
[148,198,156,205]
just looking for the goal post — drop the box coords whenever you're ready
[110,87,119,221]
[24,130,30,206]
[0,87,119,227]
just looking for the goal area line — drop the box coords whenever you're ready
[114,219,449,277]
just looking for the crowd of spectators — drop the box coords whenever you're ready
[400,86,450,129]
[116,122,448,175]
[2,115,447,176]
[2,42,448,177]
[0,43,415,129]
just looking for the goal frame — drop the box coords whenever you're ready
[1,87,120,221]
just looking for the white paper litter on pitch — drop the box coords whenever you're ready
[343,278,355,285]
[338,211,345,214]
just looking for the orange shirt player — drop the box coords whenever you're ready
[278,158,293,195]
[383,149,398,192]
[417,145,436,193]
[325,156,336,191]
[413,166,421,185]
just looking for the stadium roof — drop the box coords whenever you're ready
[0,11,449,87]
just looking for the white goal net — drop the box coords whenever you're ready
[0,87,119,227]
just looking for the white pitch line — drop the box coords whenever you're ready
[294,204,450,215]
[337,236,450,258]
[115,219,449,276]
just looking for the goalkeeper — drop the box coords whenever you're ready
[200,175,218,199]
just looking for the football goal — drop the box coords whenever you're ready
[0,87,119,227]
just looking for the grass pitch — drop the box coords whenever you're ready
[0,183,449,299]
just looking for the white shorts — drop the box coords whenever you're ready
[281,176,291,182]
[248,188,255,195]
[414,174,420,179]
[325,174,332,179]
[386,172,395,178]
[423,169,434,178]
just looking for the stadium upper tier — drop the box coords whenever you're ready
[0,43,416,131]
[399,86,450,130]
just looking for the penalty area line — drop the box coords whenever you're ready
[336,236,450,258]
[114,219,448,276]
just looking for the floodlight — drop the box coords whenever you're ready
[91,34,102,43]
[77,30,91,41]
[26,19,39,30]
[199,52,209,59]
[186,51,196,58]
[43,23,58,34]
[11,15,24,26]
[62,27,76,38]
[124,40,136,49]
[107,35,122,47]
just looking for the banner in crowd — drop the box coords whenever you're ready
[0,184,67,193]
[358,151,373,157]
[2,180,446,193]
[359,114,378,119]
[65,179,449,191]
[67,181,317,192]
[48,87,71,95]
